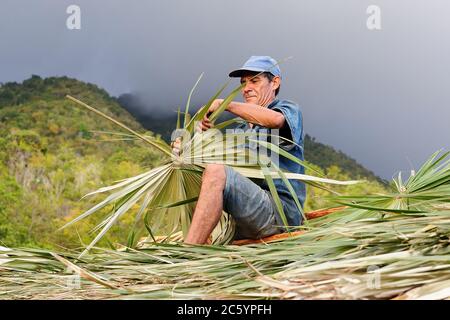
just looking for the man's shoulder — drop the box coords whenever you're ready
[271,99,303,120]
[272,99,302,111]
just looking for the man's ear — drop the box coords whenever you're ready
[272,76,281,91]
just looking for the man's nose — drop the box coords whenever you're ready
[243,82,253,93]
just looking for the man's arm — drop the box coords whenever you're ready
[197,99,286,132]
[226,101,285,129]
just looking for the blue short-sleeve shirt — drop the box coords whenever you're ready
[234,99,306,226]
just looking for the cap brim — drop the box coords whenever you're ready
[228,67,266,78]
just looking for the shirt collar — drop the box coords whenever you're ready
[267,98,280,109]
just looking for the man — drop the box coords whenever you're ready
[173,56,306,244]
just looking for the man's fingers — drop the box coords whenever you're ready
[204,115,213,125]
[200,118,212,128]
[196,122,206,132]
[172,147,180,156]
[195,118,214,132]
[172,141,181,148]
[171,137,182,155]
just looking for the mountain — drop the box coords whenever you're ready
[0,75,165,249]
[117,93,384,183]
[304,135,384,183]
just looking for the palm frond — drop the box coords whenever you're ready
[63,80,357,257]
[328,150,450,214]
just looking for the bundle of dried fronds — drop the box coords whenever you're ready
[1,151,448,300]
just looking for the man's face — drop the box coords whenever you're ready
[240,73,278,105]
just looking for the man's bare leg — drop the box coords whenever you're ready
[184,164,226,244]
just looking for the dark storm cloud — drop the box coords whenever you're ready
[1,0,449,178]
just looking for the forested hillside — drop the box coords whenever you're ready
[0,76,165,249]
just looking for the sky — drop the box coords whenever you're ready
[1,0,449,179]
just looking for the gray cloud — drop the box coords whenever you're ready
[1,0,449,179]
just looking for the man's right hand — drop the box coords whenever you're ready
[196,99,223,132]
[196,113,213,132]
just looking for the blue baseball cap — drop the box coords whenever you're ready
[229,56,281,78]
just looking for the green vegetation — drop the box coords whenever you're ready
[303,162,386,211]
[304,134,385,183]
[0,76,165,249]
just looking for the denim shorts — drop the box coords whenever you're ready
[223,165,283,240]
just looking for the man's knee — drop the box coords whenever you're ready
[202,164,226,187]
